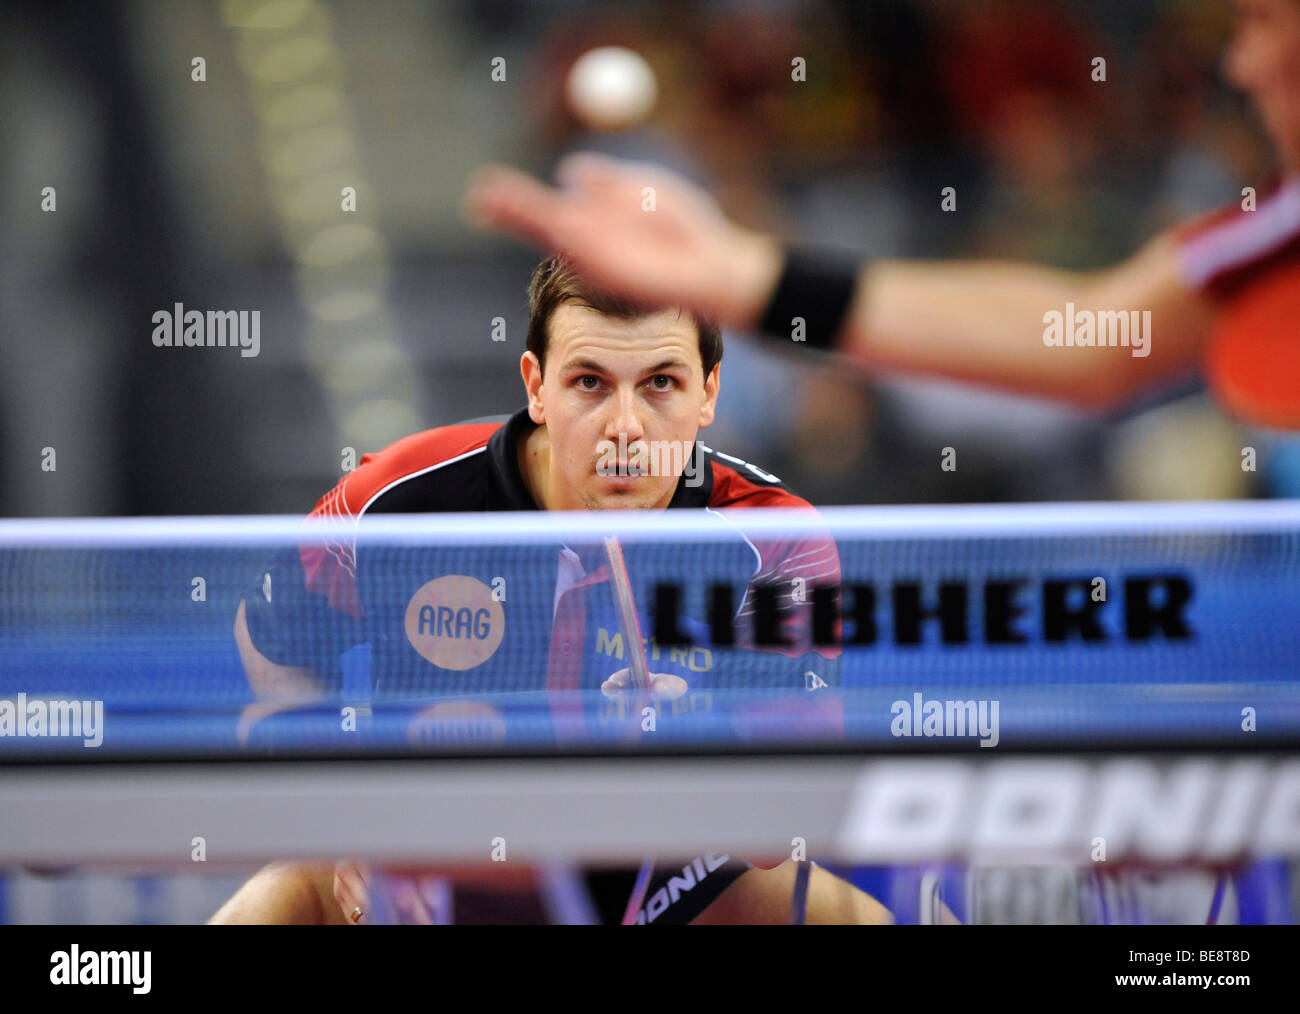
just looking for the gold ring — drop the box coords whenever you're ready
[350,906,363,924]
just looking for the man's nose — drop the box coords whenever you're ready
[605,386,645,444]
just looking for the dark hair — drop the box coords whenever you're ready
[526,255,722,377]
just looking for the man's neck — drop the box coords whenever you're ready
[517,421,551,510]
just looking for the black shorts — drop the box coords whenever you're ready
[587,853,753,925]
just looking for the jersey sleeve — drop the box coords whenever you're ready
[693,522,846,743]
[240,422,497,686]
[726,526,844,692]
[700,458,844,694]
[241,545,364,689]
[1174,177,1300,298]
[241,479,369,689]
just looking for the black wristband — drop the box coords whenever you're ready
[756,247,859,351]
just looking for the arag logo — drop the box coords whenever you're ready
[404,575,505,670]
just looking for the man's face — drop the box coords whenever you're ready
[521,303,719,511]
[1226,0,1300,170]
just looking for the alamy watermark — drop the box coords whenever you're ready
[152,303,260,358]
[50,946,150,993]
[1043,302,1151,358]
[0,693,104,747]
[593,437,780,490]
[595,434,704,487]
[890,691,999,747]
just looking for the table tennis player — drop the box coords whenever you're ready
[210,254,890,926]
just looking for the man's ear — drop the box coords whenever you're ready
[698,364,720,429]
[521,351,546,424]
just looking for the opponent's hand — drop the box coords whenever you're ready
[463,153,783,330]
[600,667,688,701]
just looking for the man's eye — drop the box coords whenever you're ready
[649,375,675,391]
[577,375,601,390]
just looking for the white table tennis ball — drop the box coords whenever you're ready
[566,46,657,131]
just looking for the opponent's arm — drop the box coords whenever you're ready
[857,233,1217,409]
[465,154,1217,412]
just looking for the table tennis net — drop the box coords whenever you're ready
[0,503,1297,757]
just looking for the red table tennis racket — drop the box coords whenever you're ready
[1205,260,1300,430]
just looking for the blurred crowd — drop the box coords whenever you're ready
[0,0,1290,517]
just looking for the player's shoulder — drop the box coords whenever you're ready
[1176,176,1300,295]
[310,416,505,520]
[697,443,839,582]
[364,415,506,476]
[699,442,813,511]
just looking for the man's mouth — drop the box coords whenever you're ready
[597,459,648,478]
[599,468,646,483]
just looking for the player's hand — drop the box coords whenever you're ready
[335,861,445,925]
[463,153,782,330]
[601,667,688,700]
[333,860,371,925]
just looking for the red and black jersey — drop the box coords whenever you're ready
[1174,175,1300,428]
[243,406,842,926]
[244,406,841,697]
[1176,175,1300,298]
